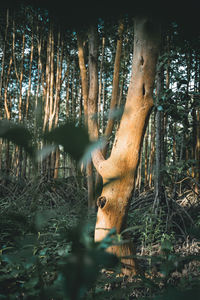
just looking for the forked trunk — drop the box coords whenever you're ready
[93,16,161,275]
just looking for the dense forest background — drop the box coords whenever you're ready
[0,4,200,300]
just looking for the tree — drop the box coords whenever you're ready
[77,19,124,209]
[154,63,165,213]
[78,16,161,274]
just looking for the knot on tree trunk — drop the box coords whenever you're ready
[97,196,106,209]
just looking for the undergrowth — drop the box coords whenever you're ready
[0,176,200,299]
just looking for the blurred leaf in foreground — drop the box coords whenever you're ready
[35,145,57,162]
[81,137,106,167]
[56,225,118,300]
[0,120,34,157]
[44,122,90,161]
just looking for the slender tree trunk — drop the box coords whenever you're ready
[71,57,76,121]
[66,77,70,118]
[4,55,12,120]
[135,150,142,193]
[18,33,25,122]
[36,29,42,108]
[53,148,60,179]
[3,53,12,178]
[87,24,100,208]
[95,19,124,195]
[0,8,9,105]
[43,27,51,132]
[0,9,9,171]
[49,25,55,131]
[102,19,124,157]
[51,31,63,179]
[77,32,88,120]
[98,36,105,127]
[26,28,34,119]
[148,114,155,188]
[192,55,200,194]
[195,109,200,194]
[144,126,149,188]
[89,17,160,275]
[154,65,165,212]
[77,30,95,209]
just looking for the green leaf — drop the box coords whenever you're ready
[81,137,106,167]
[121,225,143,235]
[35,145,57,162]
[104,106,124,121]
[44,122,90,161]
[98,228,117,250]
[35,210,55,231]
[24,277,39,290]
[0,120,34,157]
[154,287,200,300]
[161,238,173,253]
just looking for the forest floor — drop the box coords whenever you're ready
[0,176,200,299]
[99,189,200,299]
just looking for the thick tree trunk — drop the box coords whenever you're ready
[92,16,160,275]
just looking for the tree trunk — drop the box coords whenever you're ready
[103,19,124,155]
[193,54,200,194]
[91,16,160,275]
[154,65,165,212]
[148,114,155,188]
[144,126,149,188]
[4,55,12,120]
[48,24,54,131]
[77,29,96,209]
[18,33,25,122]
[26,27,34,119]
[98,36,105,128]
[195,108,200,194]
[43,27,51,132]
[0,8,9,105]
[95,19,124,194]
[36,27,42,108]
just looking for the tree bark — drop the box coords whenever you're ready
[43,27,51,132]
[18,33,25,122]
[154,64,165,212]
[103,19,124,155]
[95,19,124,194]
[4,55,12,120]
[195,109,200,194]
[77,31,92,208]
[144,126,149,188]
[77,32,88,122]
[26,26,34,119]
[0,8,9,108]
[148,114,155,188]
[98,36,105,128]
[91,16,161,275]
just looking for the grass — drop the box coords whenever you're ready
[0,175,200,299]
